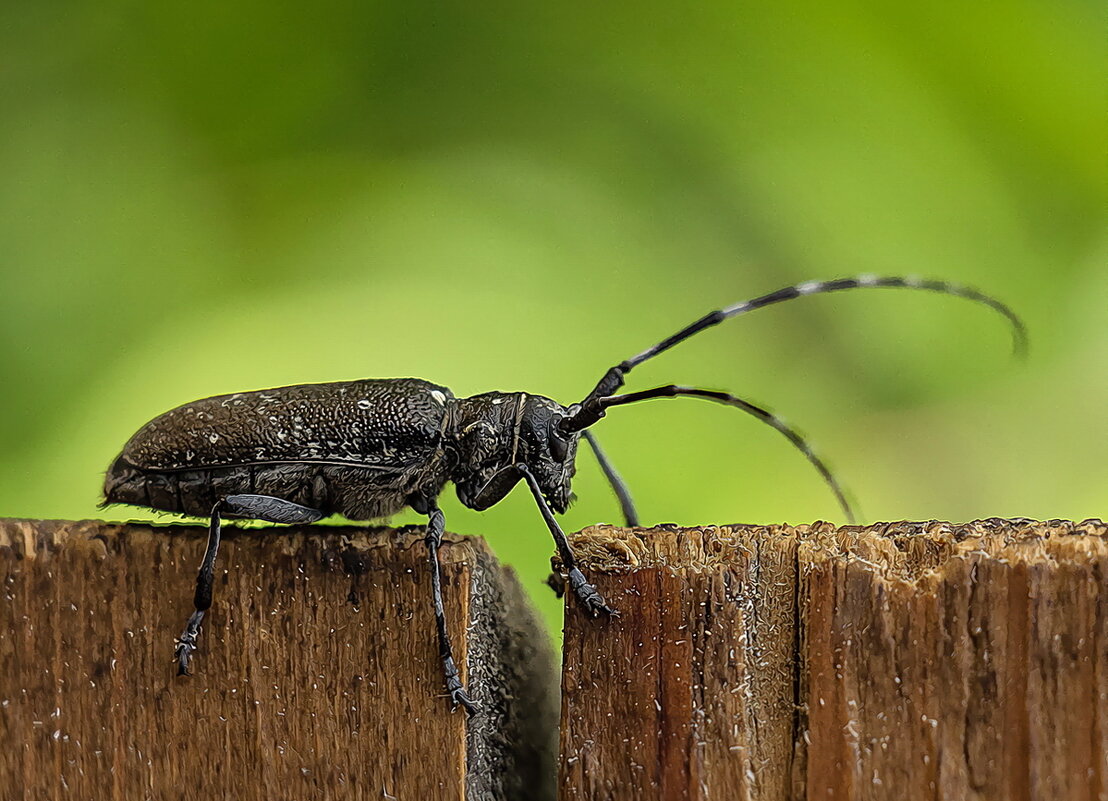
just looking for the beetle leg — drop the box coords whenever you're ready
[423,504,478,715]
[222,494,325,525]
[174,494,324,676]
[581,431,639,527]
[518,465,618,617]
[174,500,224,676]
[543,432,637,598]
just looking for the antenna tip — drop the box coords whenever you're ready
[1011,322,1030,361]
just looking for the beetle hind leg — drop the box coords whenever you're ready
[174,500,224,676]
[222,494,324,524]
[174,494,324,677]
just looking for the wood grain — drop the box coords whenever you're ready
[558,519,1107,801]
[0,519,557,801]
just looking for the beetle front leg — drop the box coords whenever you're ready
[175,494,322,676]
[518,465,617,617]
[423,504,478,715]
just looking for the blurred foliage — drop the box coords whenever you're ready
[1,0,1104,631]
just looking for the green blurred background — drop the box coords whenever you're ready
[2,1,1104,630]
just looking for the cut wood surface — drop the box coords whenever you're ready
[558,519,1108,801]
[0,519,557,801]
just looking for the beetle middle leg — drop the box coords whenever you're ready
[582,430,639,527]
[419,502,478,715]
[175,494,323,676]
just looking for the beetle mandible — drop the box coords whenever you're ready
[103,275,1025,713]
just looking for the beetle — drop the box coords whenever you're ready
[102,275,1024,713]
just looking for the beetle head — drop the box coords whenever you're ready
[451,392,579,513]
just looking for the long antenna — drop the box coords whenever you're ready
[599,385,856,522]
[560,275,1026,433]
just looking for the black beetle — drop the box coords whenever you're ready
[102,275,1025,713]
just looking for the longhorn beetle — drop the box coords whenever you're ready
[103,275,1025,713]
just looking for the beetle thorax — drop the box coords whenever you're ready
[449,392,579,512]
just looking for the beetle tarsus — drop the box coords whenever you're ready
[447,675,479,716]
[175,647,192,676]
[442,656,478,715]
[568,567,618,617]
[174,611,204,676]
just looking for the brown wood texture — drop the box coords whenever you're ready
[558,519,1108,801]
[0,519,558,801]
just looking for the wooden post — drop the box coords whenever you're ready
[0,518,558,801]
[559,519,1107,801]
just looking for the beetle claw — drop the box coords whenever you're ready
[174,636,195,675]
[451,687,479,716]
[174,610,204,677]
[584,595,619,618]
[444,673,479,716]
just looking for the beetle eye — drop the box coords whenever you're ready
[549,429,569,461]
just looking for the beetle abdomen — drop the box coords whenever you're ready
[118,378,453,471]
[104,461,436,521]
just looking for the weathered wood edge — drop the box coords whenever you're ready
[562,518,1108,575]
